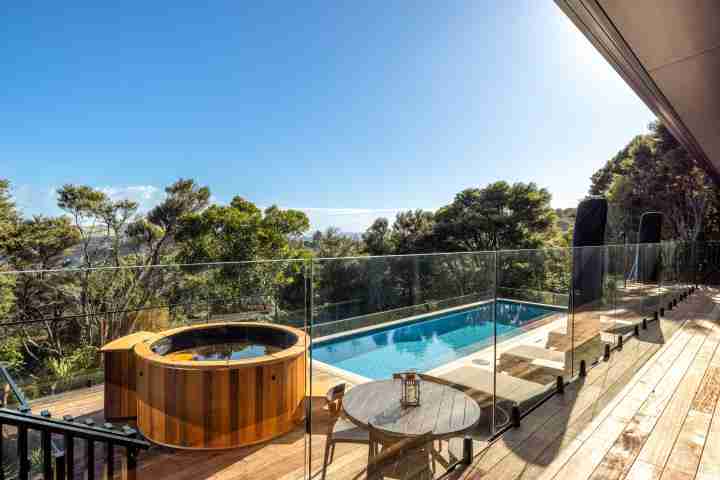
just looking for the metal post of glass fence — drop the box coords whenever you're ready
[604,344,611,361]
[462,436,473,465]
[579,360,587,377]
[491,250,498,436]
[623,236,628,289]
[0,422,4,480]
[306,259,314,479]
[556,376,564,394]
[511,405,521,428]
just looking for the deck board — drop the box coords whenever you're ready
[457,286,719,480]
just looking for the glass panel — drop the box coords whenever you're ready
[494,248,571,430]
[0,241,704,479]
[641,243,663,323]
[570,244,610,374]
[0,260,310,480]
[660,242,677,315]
[309,252,496,478]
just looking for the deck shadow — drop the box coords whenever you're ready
[451,325,670,478]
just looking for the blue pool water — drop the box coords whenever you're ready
[311,300,560,380]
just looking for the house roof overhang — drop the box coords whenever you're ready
[555,0,720,183]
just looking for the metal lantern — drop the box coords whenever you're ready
[398,371,421,407]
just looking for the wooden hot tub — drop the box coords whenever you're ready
[130,322,307,450]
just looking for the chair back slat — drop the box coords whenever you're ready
[326,383,346,416]
[366,424,433,477]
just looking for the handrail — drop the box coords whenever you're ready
[0,407,150,480]
[0,408,149,448]
[1,365,150,480]
[0,364,29,408]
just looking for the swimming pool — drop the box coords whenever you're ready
[311,300,561,380]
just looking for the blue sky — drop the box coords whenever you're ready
[2,1,654,232]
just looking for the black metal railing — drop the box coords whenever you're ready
[1,366,150,480]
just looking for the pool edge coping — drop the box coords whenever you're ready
[311,297,567,345]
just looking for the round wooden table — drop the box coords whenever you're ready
[342,378,481,439]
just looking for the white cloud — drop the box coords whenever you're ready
[99,185,164,212]
[12,184,438,233]
[285,207,437,233]
[292,207,415,216]
[12,184,62,217]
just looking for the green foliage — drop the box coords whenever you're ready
[173,197,311,324]
[0,272,15,320]
[362,217,392,255]
[590,121,720,242]
[2,173,571,389]
[147,178,211,235]
[3,216,80,269]
[46,356,75,381]
[0,179,19,248]
[434,181,556,251]
[0,336,24,374]
[69,345,100,370]
[43,345,100,394]
[362,210,435,256]
[311,228,366,305]
[392,210,436,254]
[177,196,309,264]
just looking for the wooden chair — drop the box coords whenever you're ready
[322,383,371,480]
[361,425,435,480]
[415,373,472,465]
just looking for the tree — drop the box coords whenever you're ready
[53,179,211,344]
[176,197,310,321]
[434,182,556,251]
[0,179,18,247]
[590,121,720,242]
[311,228,367,311]
[4,216,80,270]
[3,179,212,356]
[0,180,20,320]
[391,210,435,254]
[362,218,393,255]
[176,196,308,263]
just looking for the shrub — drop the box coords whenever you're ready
[0,336,24,375]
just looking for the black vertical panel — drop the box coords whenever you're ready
[64,432,74,479]
[639,212,663,283]
[41,430,53,479]
[126,447,138,479]
[18,425,28,480]
[86,440,95,480]
[572,197,608,308]
[105,443,114,480]
[55,455,65,480]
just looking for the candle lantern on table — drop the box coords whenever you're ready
[397,371,421,407]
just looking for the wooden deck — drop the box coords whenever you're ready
[455,286,720,480]
[13,285,715,479]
